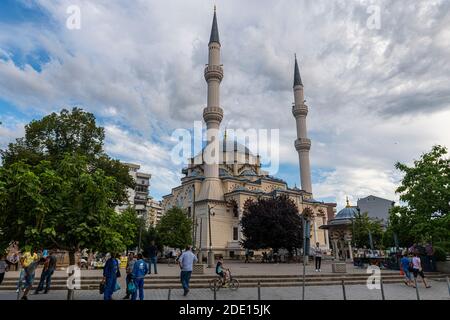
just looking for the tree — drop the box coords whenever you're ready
[386,145,450,248]
[352,211,383,249]
[240,195,303,253]
[1,108,134,205]
[0,154,139,264]
[157,207,192,249]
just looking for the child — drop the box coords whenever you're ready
[215,256,228,285]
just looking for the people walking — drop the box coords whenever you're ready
[313,242,322,272]
[179,246,198,296]
[147,241,158,274]
[123,252,136,300]
[102,253,120,300]
[35,250,57,294]
[20,248,40,300]
[412,253,431,288]
[400,253,413,287]
[131,253,148,301]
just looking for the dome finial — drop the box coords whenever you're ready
[346,196,350,208]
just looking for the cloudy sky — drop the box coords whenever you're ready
[1,0,449,209]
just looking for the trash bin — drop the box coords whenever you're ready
[193,263,205,274]
[332,263,347,273]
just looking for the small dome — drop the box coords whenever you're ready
[334,197,358,220]
[335,207,358,220]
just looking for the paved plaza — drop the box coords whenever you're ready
[0,281,448,300]
[1,260,403,279]
[1,261,449,300]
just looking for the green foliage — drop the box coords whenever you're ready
[433,246,447,262]
[386,145,450,246]
[0,108,138,255]
[156,207,192,249]
[0,108,134,205]
[352,211,384,249]
[140,226,164,256]
[240,195,303,252]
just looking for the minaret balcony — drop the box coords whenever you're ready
[292,104,308,117]
[295,138,311,151]
[203,106,224,123]
[204,65,224,81]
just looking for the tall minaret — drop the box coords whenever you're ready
[198,6,224,201]
[292,55,313,194]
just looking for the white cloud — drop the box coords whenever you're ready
[0,0,449,203]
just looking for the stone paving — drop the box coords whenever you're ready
[3,260,400,279]
[0,280,448,300]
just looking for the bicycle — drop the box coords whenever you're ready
[209,269,239,291]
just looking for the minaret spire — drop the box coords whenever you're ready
[209,6,220,45]
[199,7,224,201]
[292,55,312,194]
[294,54,303,87]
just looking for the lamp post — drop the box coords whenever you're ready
[208,205,216,268]
[198,217,203,263]
[137,213,144,254]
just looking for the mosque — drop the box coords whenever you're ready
[162,9,334,259]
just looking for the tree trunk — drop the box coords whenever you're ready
[66,250,76,300]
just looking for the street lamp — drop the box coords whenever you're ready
[137,213,144,254]
[208,205,216,268]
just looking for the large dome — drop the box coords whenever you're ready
[203,140,254,155]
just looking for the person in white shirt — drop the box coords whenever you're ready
[412,253,431,288]
[313,243,323,272]
[178,246,198,296]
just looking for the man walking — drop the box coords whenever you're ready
[123,252,136,300]
[35,250,56,294]
[147,241,158,274]
[131,253,148,301]
[313,242,322,272]
[179,246,198,296]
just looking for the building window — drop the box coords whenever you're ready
[233,227,238,241]
[187,207,191,218]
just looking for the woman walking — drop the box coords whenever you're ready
[412,253,431,289]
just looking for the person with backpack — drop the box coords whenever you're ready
[131,253,148,300]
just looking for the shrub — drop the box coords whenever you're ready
[434,246,447,262]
